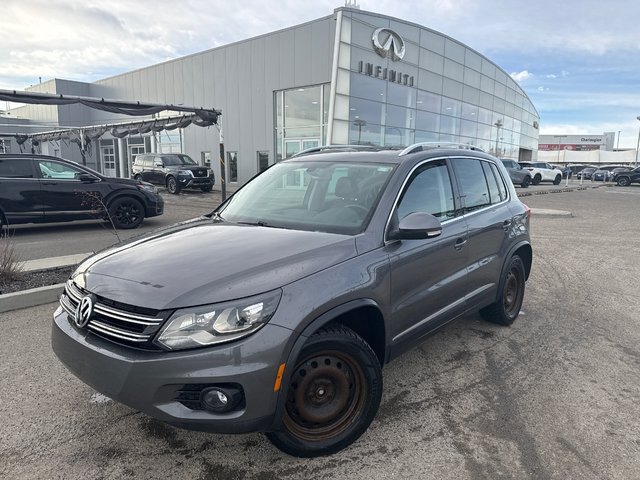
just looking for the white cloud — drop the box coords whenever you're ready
[511,70,532,82]
[546,74,557,79]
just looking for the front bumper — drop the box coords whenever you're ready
[146,194,164,217]
[178,174,214,189]
[52,306,291,433]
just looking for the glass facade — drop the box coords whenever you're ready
[335,13,539,161]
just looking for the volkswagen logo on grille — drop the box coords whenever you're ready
[372,28,405,61]
[75,295,95,328]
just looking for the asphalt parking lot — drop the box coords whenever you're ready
[1,185,639,479]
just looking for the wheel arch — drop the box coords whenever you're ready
[510,241,532,281]
[269,298,386,431]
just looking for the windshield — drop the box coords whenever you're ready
[162,154,197,166]
[218,160,395,234]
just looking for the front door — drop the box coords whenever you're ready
[35,158,105,222]
[388,159,469,351]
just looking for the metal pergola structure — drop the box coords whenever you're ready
[0,89,228,199]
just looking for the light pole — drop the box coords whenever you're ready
[553,135,567,164]
[494,119,503,156]
[617,130,621,150]
[353,118,366,144]
[636,116,640,166]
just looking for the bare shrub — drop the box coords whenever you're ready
[0,229,24,283]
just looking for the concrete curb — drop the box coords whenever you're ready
[0,283,65,313]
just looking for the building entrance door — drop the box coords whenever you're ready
[284,138,320,158]
[101,146,117,177]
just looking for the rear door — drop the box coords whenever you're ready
[451,157,514,310]
[0,157,42,224]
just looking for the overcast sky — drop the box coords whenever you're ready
[2,0,640,147]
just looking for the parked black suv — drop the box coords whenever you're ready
[613,166,640,186]
[0,154,163,229]
[132,153,214,194]
[52,143,532,457]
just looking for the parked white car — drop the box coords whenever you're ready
[519,162,563,185]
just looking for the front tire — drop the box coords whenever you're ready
[266,326,382,457]
[166,176,181,194]
[480,255,526,326]
[108,197,144,229]
[553,175,561,185]
[533,174,541,185]
[200,185,213,192]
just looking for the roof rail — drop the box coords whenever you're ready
[291,144,392,158]
[398,142,486,156]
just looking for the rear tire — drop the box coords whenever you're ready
[533,174,541,185]
[521,176,531,188]
[617,176,631,187]
[480,255,526,326]
[108,197,144,229]
[266,325,382,457]
[553,175,561,185]
[166,176,181,194]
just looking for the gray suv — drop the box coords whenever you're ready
[52,143,532,457]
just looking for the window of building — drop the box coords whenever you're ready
[227,151,238,182]
[101,146,116,176]
[257,151,269,173]
[201,151,211,167]
[0,138,11,153]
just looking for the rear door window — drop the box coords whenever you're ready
[0,158,34,178]
[452,158,491,212]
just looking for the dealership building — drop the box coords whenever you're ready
[3,7,540,185]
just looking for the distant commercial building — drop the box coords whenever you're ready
[4,7,540,184]
[538,133,616,152]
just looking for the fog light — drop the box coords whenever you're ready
[200,386,242,413]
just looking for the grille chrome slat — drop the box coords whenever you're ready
[89,322,149,343]
[60,281,164,348]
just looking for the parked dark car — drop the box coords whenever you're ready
[500,159,532,187]
[132,153,214,194]
[592,165,626,182]
[613,166,640,186]
[0,154,163,229]
[576,167,597,180]
[52,143,532,457]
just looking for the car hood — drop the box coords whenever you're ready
[71,219,357,310]
[106,177,149,187]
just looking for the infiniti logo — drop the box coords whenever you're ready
[75,295,95,328]
[372,28,405,61]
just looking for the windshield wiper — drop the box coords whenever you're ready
[210,211,225,222]
[237,220,269,227]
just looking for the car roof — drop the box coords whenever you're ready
[285,143,496,165]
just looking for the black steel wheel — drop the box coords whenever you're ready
[266,326,382,457]
[166,176,181,194]
[480,255,526,326]
[533,174,541,185]
[617,176,631,187]
[521,176,531,188]
[108,197,144,229]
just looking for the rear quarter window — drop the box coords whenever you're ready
[0,158,34,178]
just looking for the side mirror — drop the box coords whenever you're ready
[388,212,443,241]
[77,173,98,182]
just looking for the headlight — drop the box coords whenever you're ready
[177,169,193,176]
[137,183,157,194]
[155,289,282,350]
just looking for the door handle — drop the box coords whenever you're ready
[454,237,467,250]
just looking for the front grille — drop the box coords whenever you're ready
[59,280,166,349]
[193,169,208,177]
